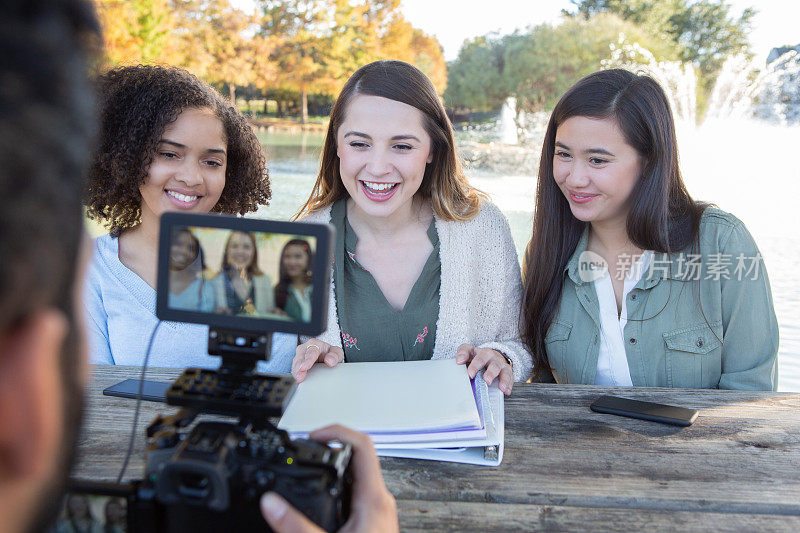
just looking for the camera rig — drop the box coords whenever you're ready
[134,327,351,532]
[67,214,346,533]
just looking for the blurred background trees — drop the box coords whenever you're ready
[94,0,446,122]
[93,0,755,124]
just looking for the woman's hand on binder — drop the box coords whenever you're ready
[292,339,345,383]
[455,344,514,395]
[260,424,399,533]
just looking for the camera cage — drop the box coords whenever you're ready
[65,214,350,531]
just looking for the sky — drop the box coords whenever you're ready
[401,0,799,61]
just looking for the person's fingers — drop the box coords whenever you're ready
[260,492,324,533]
[498,365,514,395]
[466,348,492,378]
[323,346,345,367]
[482,358,504,385]
[301,341,326,369]
[309,425,382,490]
[291,348,306,382]
[309,425,380,474]
[455,343,474,364]
[309,425,399,533]
[292,340,329,382]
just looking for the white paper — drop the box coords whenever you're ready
[378,384,505,466]
[278,359,482,434]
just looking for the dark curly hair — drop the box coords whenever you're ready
[85,65,270,235]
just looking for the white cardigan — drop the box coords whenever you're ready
[302,200,533,382]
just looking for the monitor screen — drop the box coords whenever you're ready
[156,213,332,336]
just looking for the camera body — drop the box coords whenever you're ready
[137,420,350,532]
[139,348,351,532]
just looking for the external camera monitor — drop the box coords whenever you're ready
[156,212,333,337]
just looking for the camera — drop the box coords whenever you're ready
[62,213,350,533]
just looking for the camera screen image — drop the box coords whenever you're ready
[156,213,332,336]
[50,492,128,533]
[166,226,317,323]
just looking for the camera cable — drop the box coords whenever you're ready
[116,319,162,484]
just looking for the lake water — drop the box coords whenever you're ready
[255,124,800,392]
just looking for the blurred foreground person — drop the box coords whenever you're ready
[0,1,396,533]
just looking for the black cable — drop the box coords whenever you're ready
[116,320,162,484]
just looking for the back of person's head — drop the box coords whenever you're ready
[85,65,270,235]
[0,0,98,332]
[298,60,484,221]
[0,1,99,532]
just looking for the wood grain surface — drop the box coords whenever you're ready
[72,366,800,531]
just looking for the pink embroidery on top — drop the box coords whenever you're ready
[413,326,429,347]
[340,328,360,350]
[346,249,370,272]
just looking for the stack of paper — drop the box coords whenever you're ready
[277,359,504,466]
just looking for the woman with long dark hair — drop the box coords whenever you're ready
[167,228,215,312]
[521,69,778,390]
[274,239,314,322]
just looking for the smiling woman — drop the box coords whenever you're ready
[521,69,779,391]
[82,65,295,370]
[292,60,533,393]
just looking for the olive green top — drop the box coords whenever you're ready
[544,207,779,390]
[331,199,440,362]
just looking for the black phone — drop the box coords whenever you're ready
[103,379,171,403]
[590,395,699,427]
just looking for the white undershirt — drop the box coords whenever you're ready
[593,251,653,386]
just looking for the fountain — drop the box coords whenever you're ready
[497,97,519,145]
[602,36,800,126]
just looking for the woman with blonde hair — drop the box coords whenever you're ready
[291,60,532,394]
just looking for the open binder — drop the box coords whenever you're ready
[278,359,504,467]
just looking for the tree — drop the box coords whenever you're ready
[95,0,174,65]
[445,13,674,118]
[257,0,447,121]
[373,3,447,94]
[444,35,507,113]
[567,0,755,91]
[257,0,343,122]
[186,1,257,102]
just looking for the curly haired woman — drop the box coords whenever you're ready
[82,65,294,370]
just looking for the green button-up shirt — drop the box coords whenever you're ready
[545,207,779,390]
[331,199,441,362]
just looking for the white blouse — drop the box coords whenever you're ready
[593,251,653,386]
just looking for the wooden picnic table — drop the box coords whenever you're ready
[73,365,800,531]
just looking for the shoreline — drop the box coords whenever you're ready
[248,117,327,133]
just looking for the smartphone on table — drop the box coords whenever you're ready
[590,395,699,427]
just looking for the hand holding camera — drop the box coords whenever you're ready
[261,425,398,533]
